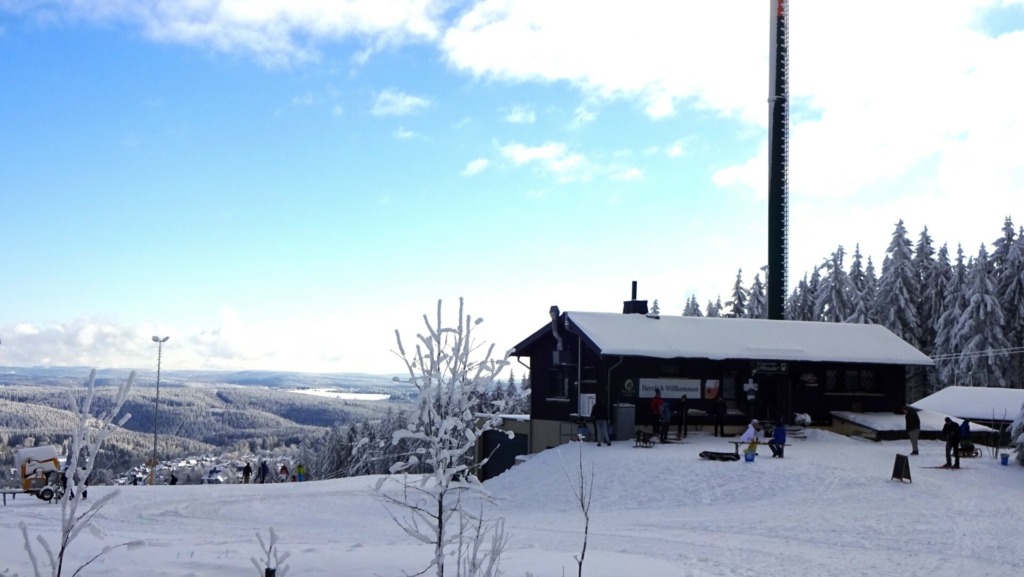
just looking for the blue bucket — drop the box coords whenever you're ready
[744,452,756,462]
[1001,453,1010,466]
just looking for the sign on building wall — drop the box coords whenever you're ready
[578,393,596,417]
[638,378,701,399]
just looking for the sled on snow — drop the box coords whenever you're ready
[699,451,740,462]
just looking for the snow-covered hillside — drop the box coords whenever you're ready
[3,430,1021,576]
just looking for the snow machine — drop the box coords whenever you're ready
[14,446,64,502]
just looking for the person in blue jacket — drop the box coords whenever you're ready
[769,422,787,458]
[959,419,971,441]
[659,400,673,443]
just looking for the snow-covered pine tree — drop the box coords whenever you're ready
[787,274,814,321]
[954,245,1012,387]
[995,229,1024,387]
[933,244,971,387]
[913,227,939,355]
[379,298,510,577]
[920,243,953,392]
[651,299,661,315]
[682,295,703,317]
[845,245,872,324]
[863,256,879,321]
[747,274,767,319]
[873,220,921,348]
[921,244,952,349]
[815,246,854,322]
[990,216,1017,279]
[802,268,822,321]
[785,284,802,320]
[874,220,924,400]
[727,269,747,318]
[1010,399,1024,465]
[705,297,722,318]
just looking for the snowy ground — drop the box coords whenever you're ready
[2,430,1021,576]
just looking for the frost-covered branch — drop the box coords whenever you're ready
[20,369,137,577]
[377,298,511,577]
[559,442,594,577]
[250,528,290,577]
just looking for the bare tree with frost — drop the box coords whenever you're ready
[376,299,510,577]
[20,369,142,577]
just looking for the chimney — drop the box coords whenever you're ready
[622,280,649,315]
[550,305,569,366]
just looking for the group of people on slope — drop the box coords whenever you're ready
[242,461,308,484]
[904,406,972,468]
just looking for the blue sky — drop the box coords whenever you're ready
[1,0,1022,375]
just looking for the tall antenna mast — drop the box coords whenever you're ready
[767,0,790,320]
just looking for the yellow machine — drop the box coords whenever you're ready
[14,446,62,501]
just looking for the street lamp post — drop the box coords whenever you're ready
[150,336,170,486]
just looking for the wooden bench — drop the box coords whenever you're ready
[728,440,791,456]
[2,490,23,506]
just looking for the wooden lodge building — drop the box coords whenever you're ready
[509,294,934,454]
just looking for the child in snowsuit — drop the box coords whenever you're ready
[769,423,787,458]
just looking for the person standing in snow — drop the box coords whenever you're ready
[659,399,672,443]
[650,389,664,438]
[592,397,612,446]
[904,406,921,455]
[713,395,727,437]
[296,463,307,482]
[243,462,252,484]
[959,419,971,442]
[769,422,787,458]
[676,395,689,439]
[280,464,289,482]
[258,460,269,484]
[942,417,961,469]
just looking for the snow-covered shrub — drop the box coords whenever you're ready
[250,528,289,577]
[20,369,142,577]
[376,298,511,577]
[1010,401,1024,466]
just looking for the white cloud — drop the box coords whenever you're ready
[393,126,418,139]
[499,141,591,183]
[372,89,430,116]
[504,105,535,124]
[12,0,444,67]
[291,93,316,106]
[666,139,685,158]
[570,105,596,128]
[443,1,765,124]
[331,104,344,117]
[613,167,643,181]
[460,158,489,176]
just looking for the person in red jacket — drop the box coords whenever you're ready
[650,389,664,437]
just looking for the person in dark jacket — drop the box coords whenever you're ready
[713,395,727,437]
[592,399,611,446]
[243,462,253,484]
[942,417,961,469]
[904,406,921,455]
[769,423,787,458]
[676,395,689,439]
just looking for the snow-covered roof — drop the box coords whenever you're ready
[563,312,934,365]
[910,386,1024,422]
[832,410,995,433]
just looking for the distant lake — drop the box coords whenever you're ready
[290,388,391,401]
